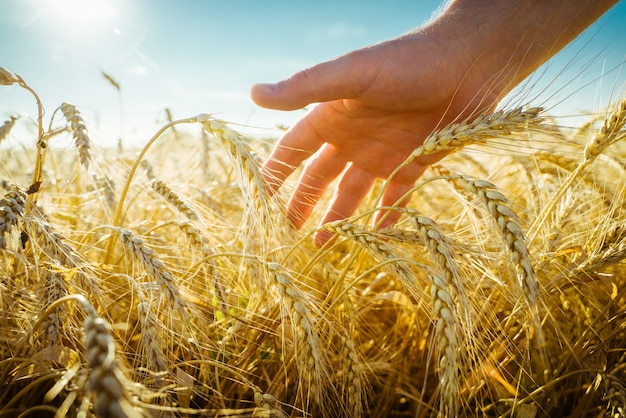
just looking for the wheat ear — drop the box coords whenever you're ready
[85,314,142,418]
[94,174,116,210]
[598,372,626,417]
[0,115,18,145]
[0,184,26,250]
[449,173,539,309]
[136,301,170,388]
[338,335,364,418]
[25,215,104,298]
[374,107,543,212]
[328,221,416,287]
[253,391,289,418]
[151,179,200,222]
[267,262,326,410]
[529,98,626,242]
[177,220,228,314]
[200,117,277,226]
[0,67,18,85]
[406,212,467,416]
[566,222,626,282]
[41,271,69,346]
[61,102,92,171]
[118,228,189,319]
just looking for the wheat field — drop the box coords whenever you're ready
[1,66,626,417]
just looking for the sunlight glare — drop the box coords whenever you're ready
[40,0,120,31]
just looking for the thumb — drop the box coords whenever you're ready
[250,50,371,111]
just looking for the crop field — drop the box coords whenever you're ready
[1,66,626,417]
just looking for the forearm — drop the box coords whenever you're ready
[424,0,619,99]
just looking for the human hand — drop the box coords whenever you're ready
[251,32,500,246]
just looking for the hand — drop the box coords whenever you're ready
[251,0,616,246]
[252,32,498,245]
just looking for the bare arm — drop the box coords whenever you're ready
[429,0,619,100]
[251,0,618,246]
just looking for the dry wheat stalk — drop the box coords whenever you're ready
[598,372,626,417]
[0,184,26,250]
[0,115,18,145]
[41,271,69,346]
[406,212,467,416]
[140,159,156,181]
[567,222,626,282]
[529,99,626,242]
[84,314,142,418]
[177,220,228,313]
[338,335,364,418]
[94,174,116,209]
[0,67,18,85]
[136,301,170,388]
[151,179,200,222]
[26,216,104,298]
[267,262,327,410]
[60,102,92,170]
[453,174,539,309]
[118,228,189,319]
[584,98,626,160]
[253,391,289,418]
[328,221,416,287]
[200,117,276,226]
[416,107,543,157]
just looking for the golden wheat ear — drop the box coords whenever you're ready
[84,314,143,418]
[60,103,92,171]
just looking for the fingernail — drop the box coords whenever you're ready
[255,83,277,94]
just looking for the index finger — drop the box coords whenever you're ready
[261,111,326,194]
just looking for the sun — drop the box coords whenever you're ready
[39,0,120,31]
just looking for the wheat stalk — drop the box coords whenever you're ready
[0,115,18,145]
[529,99,626,242]
[376,107,544,213]
[40,271,69,346]
[0,184,26,250]
[151,179,200,222]
[177,220,228,314]
[267,262,327,411]
[118,228,189,319]
[26,216,104,299]
[84,314,142,418]
[201,117,278,229]
[0,67,18,85]
[338,335,364,418]
[93,174,116,210]
[60,102,92,171]
[406,212,468,416]
[136,301,170,388]
[449,173,539,309]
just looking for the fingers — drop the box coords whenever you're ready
[314,165,376,247]
[373,162,429,228]
[287,144,347,229]
[261,116,325,194]
[250,50,370,111]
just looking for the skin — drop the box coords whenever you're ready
[251,0,618,246]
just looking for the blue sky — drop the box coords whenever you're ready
[1,0,625,147]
